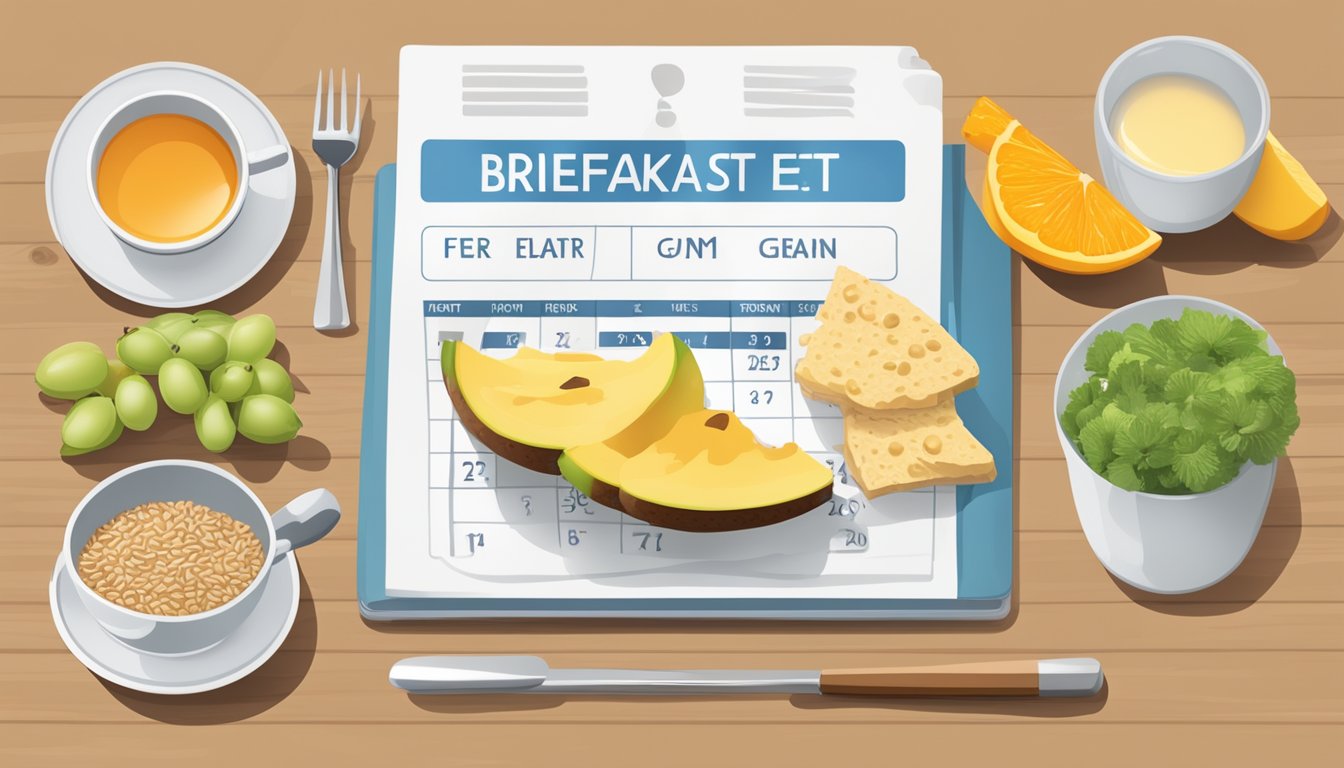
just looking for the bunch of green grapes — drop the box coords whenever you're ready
[34,311,303,455]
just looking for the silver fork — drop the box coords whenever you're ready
[312,69,362,331]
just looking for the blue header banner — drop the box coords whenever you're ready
[420,140,905,203]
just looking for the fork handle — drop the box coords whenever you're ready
[314,163,350,330]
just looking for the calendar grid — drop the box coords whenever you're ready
[422,299,937,569]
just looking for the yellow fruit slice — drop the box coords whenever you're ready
[963,97,1162,274]
[1233,131,1330,241]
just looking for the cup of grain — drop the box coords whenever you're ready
[60,460,339,654]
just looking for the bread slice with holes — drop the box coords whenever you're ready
[796,266,979,409]
[842,399,996,497]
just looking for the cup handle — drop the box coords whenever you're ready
[247,144,290,175]
[271,488,340,563]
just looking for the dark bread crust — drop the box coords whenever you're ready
[617,483,834,533]
[443,377,562,475]
[586,477,624,511]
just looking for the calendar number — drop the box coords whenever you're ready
[746,354,781,372]
[828,498,862,517]
[460,460,488,483]
[554,331,572,349]
[561,487,591,515]
[521,495,533,516]
[844,529,868,548]
[466,532,485,554]
[749,389,774,405]
[632,531,663,552]
[567,529,585,546]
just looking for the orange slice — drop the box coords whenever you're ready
[1233,131,1330,241]
[963,97,1161,274]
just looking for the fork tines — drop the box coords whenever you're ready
[314,68,362,138]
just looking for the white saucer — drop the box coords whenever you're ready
[45,61,296,308]
[49,553,300,695]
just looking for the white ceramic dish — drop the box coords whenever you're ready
[50,552,299,695]
[46,61,295,307]
[1054,295,1280,594]
[61,460,338,654]
[1094,36,1270,233]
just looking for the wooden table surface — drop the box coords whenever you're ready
[3,1,1341,764]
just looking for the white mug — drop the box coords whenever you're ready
[61,460,339,655]
[86,91,288,254]
[1093,36,1270,234]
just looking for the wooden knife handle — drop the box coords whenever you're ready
[819,660,1039,696]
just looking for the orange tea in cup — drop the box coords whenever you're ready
[95,113,239,244]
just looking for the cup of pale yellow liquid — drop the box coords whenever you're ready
[87,91,288,254]
[1094,36,1270,233]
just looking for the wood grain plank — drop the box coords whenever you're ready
[2,95,1339,184]
[8,314,1341,378]
[2,455,1340,533]
[1018,259,1344,327]
[3,372,1339,462]
[2,1,1341,96]
[1,724,1339,767]
[3,527,1339,604]
[8,600,1342,654]
[1017,323,1344,376]
[1018,373,1342,460]
[0,650,1339,724]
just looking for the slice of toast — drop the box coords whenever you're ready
[796,266,979,409]
[842,399,996,497]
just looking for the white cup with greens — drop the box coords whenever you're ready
[1054,296,1298,594]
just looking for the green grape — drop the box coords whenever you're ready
[35,341,107,399]
[145,312,196,345]
[176,327,228,370]
[210,361,254,402]
[247,358,295,403]
[116,327,175,374]
[158,357,208,414]
[191,309,236,333]
[227,314,276,363]
[60,396,119,450]
[194,395,237,453]
[114,374,157,431]
[237,394,302,444]
[61,417,123,457]
[95,359,135,397]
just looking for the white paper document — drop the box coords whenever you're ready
[382,45,957,602]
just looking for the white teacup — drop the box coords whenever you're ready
[61,460,339,654]
[1094,36,1270,233]
[87,91,288,254]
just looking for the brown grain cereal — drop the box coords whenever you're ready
[76,501,264,616]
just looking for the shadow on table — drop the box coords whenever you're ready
[46,388,333,483]
[405,681,1107,717]
[1111,457,1302,616]
[95,566,318,723]
[1019,207,1340,311]
[1156,208,1339,275]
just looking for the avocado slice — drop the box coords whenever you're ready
[558,338,704,508]
[441,334,696,475]
[615,410,834,532]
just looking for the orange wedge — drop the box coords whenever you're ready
[1234,131,1330,241]
[963,97,1161,274]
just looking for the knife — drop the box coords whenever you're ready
[389,656,1103,697]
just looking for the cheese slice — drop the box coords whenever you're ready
[843,399,995,497]
[796,266,978,409]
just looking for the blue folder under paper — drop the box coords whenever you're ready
[357,144,1014,619]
